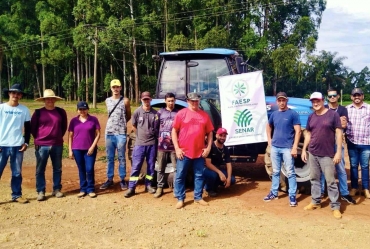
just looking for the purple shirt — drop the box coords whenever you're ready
[157,107,178,151]
[31,107,67,146]
[346,103,370,145]
[306,109,341,157]
[68,115,100,150]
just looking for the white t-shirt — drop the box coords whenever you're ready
[0,103,31,146]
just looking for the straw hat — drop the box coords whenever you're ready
[35,89,64,101]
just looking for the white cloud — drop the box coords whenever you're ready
[316,0,370,72]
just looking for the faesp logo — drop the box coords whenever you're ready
[233,80,248,98]
[233,108,254,133]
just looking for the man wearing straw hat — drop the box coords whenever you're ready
[31,89,67,201]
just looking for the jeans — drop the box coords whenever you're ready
[203,168,235,192]
[156,151,177,188]
[73,149,97,193]
[174,156,205,201]
[0,146,24,199]
[320,145,349,196]
[128,145,156,189]
[308,152,340,210]
[270,146,297,197]
[347,141,370,190]
[106,134,127,181]
[35,145,63,192]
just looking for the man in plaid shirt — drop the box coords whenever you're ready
[346,88,370,199]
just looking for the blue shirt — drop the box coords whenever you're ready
[268,109,300,148]
[0,103,31,146]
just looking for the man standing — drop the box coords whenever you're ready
[172,92,214,209]
[124,91,158,198]
[31,89,68,201]
[100,79,131,190]
[0,84,31,203]
[301,92,342,219]
[204,128,235,197]
[154,92,178,198]
[263,92,301,207]
[320,88,356,204]
[346,88,370,199]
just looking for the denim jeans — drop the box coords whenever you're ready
[308,152,340,210]
[270,146,297,197]
[203,168,236,192]
[128,145,157,189]
[0,146,24,199]
[320,145,349,196]
[174,156,205,201]
[35,145,63,192]
[105,134,127,181]
[347,141,370,189]
[73,149,97,193]
[156,151,177,188]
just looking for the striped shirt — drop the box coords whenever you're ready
[346,103,370,145]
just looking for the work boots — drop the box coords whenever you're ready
[154,188,163,198]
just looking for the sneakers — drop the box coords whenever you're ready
[194,199,209,206]
[176,200,184,209]
[88,192,97,198]
[363,189,370,199]
[263,192,278,202]
[13,196,29,204]
[341,195,356,204]
[77,192,86,198]
[303,203,321,210]
[349,188,358,197]
[37,192,45,201]
[145,186,156,194]
[120,181,128,190]
[289,196,298,207]
[52,189,64,198]
[154,188,163,198]
[124,188,135,198]
[100,180,114,190]
[333,210,342,219]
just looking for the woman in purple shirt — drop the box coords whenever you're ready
[68,101,101,198]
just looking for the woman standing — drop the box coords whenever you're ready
[68,101,101,198]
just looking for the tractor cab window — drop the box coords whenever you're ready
[159,60,186,97]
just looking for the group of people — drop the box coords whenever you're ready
[264,87,370,219]
[0,80,234,209]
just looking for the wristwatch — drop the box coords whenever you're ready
[24,143,29,147]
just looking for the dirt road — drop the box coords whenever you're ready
[0,112,370,248]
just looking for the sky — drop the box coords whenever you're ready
[316,0,370,72]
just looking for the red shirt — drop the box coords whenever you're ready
[173,108,214,159]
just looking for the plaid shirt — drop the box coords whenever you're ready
[346,103,370,145]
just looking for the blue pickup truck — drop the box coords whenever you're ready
[150,48,313,192]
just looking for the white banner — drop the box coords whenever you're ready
[218,71,268,146]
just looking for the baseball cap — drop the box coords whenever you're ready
[110,79,121,87]
[141,91,152,100]
[187,92,201,101]
[276,92,288,99]
[309,92,324,101]
[216,128,228,135]
[351,88,364,95]
[77,101,89,109]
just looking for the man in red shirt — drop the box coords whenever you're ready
[172,92,214,209]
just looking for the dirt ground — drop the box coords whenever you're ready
[1,111,370,248]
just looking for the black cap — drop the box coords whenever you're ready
[5,83,25,94]
[276,92,288,99]
[351,88,364,95]
[77,101,89,109]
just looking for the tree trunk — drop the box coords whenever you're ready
[85,55,88,101]
[41,31,46,93]
[129,0,139,104]
[34,64,42,97]
[76,49,80,101]
[93,27,98,108]
[123,52,127,97]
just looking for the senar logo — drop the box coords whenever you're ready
[234,109,253,127]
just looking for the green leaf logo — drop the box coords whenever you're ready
[233,81,248,98]
[234,109,253,127]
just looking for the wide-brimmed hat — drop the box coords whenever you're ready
[5,84,25,94]
[35,89,64,101]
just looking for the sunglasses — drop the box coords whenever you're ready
[327,94,337,98]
